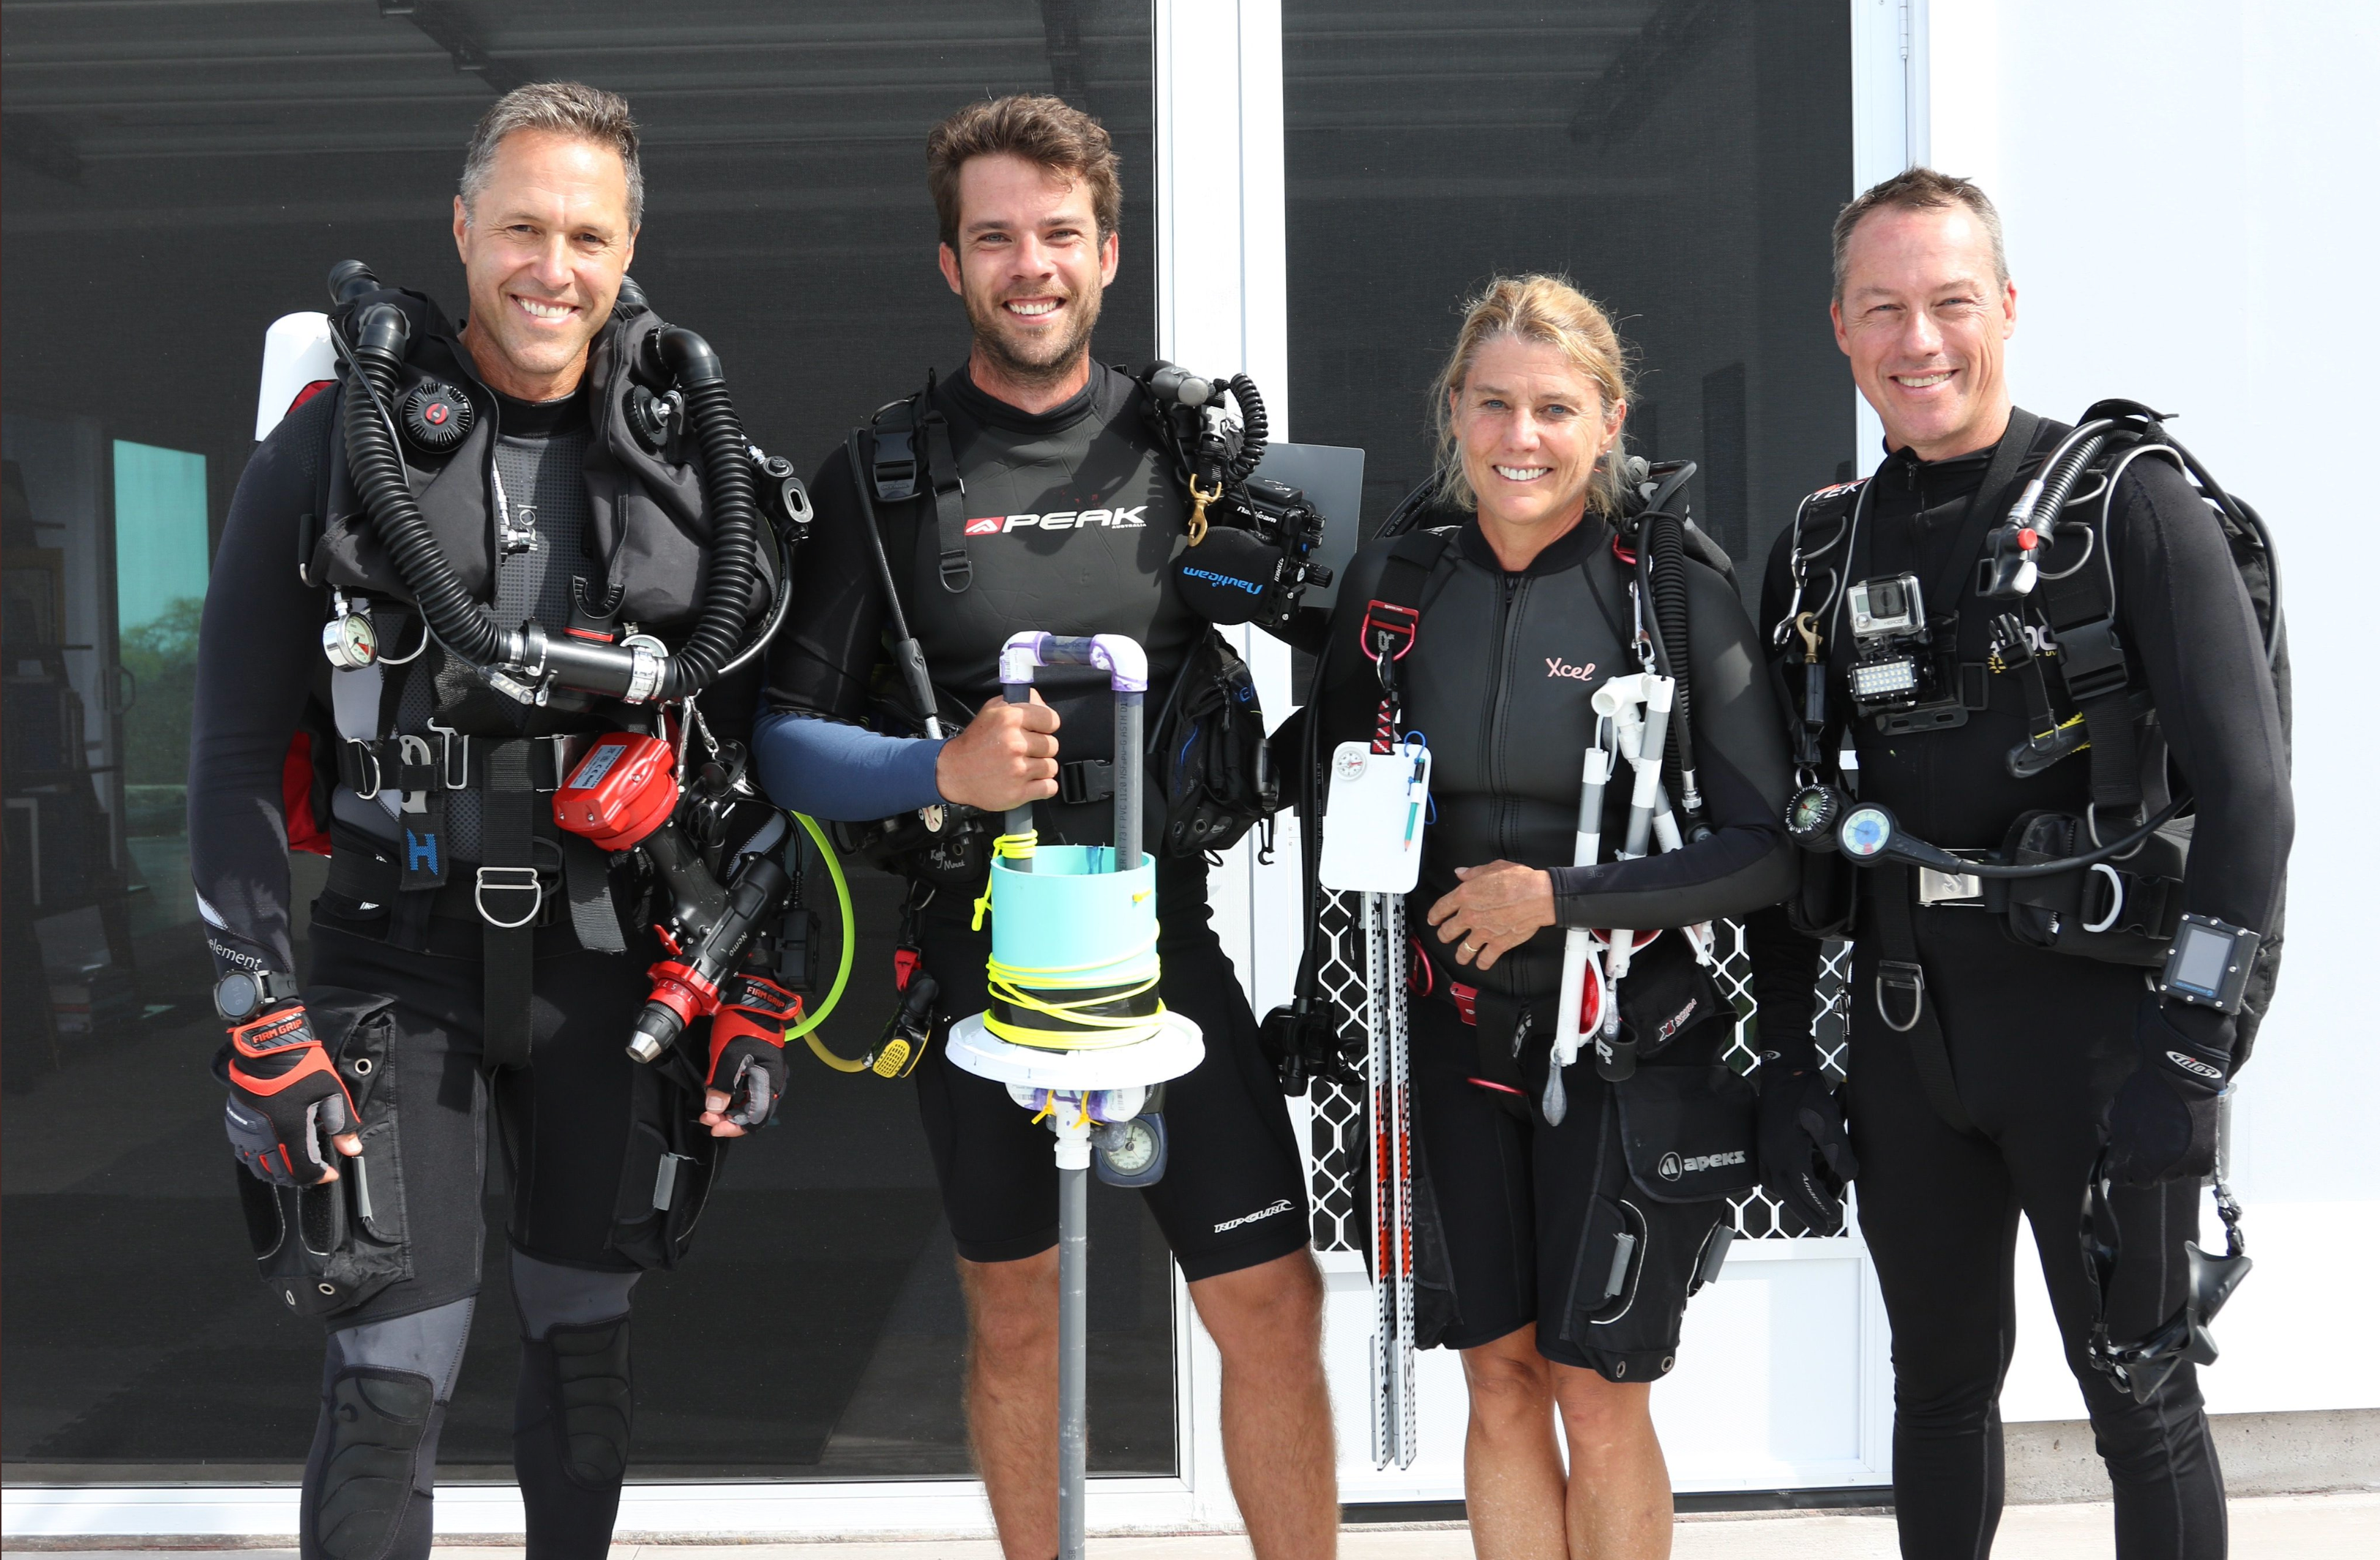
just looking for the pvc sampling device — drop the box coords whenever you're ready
[944,632,1204,1560]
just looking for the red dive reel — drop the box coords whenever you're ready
[554,731,793,1062]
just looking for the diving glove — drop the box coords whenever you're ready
[1755,1058,1858,1235]
[220,1003,362,1186]
[2106,996,2231,1187]
[703,973,800,1132]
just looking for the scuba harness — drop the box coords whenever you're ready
[823,363,1309,1073]
[305,260,828,1072]
[1773,400,2285,1017]
[1266,458,1729,1095]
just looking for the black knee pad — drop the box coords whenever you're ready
[521,1317,633,1489]
[302,1367,442,1560]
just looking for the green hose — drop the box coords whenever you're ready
[783,812,856,1052]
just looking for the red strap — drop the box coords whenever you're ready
[1360,599,1420,660]
[282,732,331,858]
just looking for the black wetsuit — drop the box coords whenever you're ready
[1749,418,2291,1560]
[1317,515,1795,1380]
[761,362,1311,1278]
[193,368,752,1559]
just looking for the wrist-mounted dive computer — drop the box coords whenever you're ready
[2155,915,2263,1015]
[214,968,301,1024]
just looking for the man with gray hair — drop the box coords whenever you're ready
[190,80,790,1560]
[1749,168,2290,1558]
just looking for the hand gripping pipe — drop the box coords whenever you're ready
[334,264,758,704]
[995,633,1150,871]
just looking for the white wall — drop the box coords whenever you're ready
[1920,0,2380,1421]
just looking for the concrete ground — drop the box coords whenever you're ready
[13,1496,2380,1560]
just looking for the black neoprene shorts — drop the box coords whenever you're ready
[295,900,696,1326]
[913,860,1312,1280]
[1408,989,1740,1383]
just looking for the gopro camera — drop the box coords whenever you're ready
[1843,572,1971,732]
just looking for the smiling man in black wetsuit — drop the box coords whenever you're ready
[1749,170,2291,1560]
[192,83,787,1560]
[753,97,1334,1560]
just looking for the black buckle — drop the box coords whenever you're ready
[1058,759,1115,806]
[871,427,918,503]
[938,548,973,592]
[2058,618,2130,702]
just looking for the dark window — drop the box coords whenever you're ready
[2,1,1168,1484]
[1282,0,1855,592]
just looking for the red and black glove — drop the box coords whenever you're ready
[705,974,800,1131]
[221,1004,359,1186]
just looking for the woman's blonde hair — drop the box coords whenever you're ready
[1429,274,1634,517]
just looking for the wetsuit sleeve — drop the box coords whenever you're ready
[1548,561,1797,930]
[752,709,947,821]
[187,395,336,981]
[2111,456,2293,1016]
[1745,528,1827,1069]
[754,438,954,820]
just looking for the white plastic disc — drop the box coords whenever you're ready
[946,1010,1205,1090]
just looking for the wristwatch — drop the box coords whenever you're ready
[214,968,301,1024]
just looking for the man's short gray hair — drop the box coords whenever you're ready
[1832,166,2007,301]
[459,81,643,228]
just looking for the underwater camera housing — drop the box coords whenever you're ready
[1845,573,1970,733]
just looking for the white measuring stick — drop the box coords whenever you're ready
[1600,675,1674,986]
[1364,889,1417,1470]
[1550,744,1612,1080]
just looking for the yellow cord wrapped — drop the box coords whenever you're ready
[970,830,1041,930]
[982,928,1165,1050]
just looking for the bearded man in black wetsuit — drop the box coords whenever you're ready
[192,83,787,1560]
[1749,170,2291,1560]
[753,97,1336,1560]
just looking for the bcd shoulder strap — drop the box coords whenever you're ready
[2028,424,2143,812]
[868,371,973,593]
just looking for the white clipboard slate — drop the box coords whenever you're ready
[1317,738,1431,894]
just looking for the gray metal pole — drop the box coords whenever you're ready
[1058,1158,1089,1560]
[1113,690,1143,871]
[1003,680,1035,869]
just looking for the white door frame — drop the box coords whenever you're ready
[4,0,1926,1539]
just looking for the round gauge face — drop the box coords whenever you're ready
[1101,1118,1161,1177]
[1838,805,1895,860]
[325,612,378,668]
[1786,784,1841,845]
[214,970,261,1021]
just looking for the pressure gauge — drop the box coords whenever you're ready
[1094,1114,1168,1188]
[1837,803,1898,861]
[323,592,379,670]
